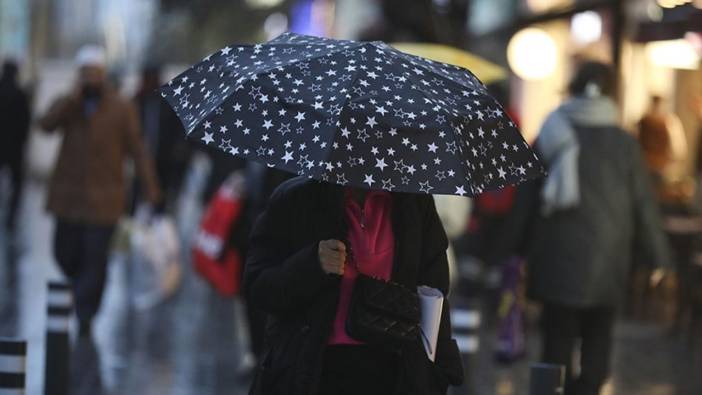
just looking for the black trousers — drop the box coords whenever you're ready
[317,345,399,395]
[53,219,115,322]
[541,304,615,395]
[0,156,23,230]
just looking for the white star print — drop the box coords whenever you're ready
[357,129,370,142]
[382,179,395,190]
[337,173,349,185]
[161,33,543,197]
[375,158,388,171]
[366,116,378,128]
[419,181,433,193]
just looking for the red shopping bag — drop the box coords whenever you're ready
[192,173,245,296]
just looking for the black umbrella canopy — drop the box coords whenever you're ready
[160,32,544,196]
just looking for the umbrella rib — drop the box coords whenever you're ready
[448,124,476,195]
[185,42,366,135]
[268,34,357,47]
[316,53,369,177]
[230,43,365,88]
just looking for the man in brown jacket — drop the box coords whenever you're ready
[39,45,161,336]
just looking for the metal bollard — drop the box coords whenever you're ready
[449,303,481,395]
[44,282,72,395]
[529,363,565,395]
[451,307,481,355]
[0,338,27,395]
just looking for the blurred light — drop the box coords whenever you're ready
[264,12,289,39]
[685,32,702,54]
[571,11,602,45]
[646,38,701,69]
[246,0,285,9]
[695,0,702,8]
[657,0,691,8]
[646,2,664,21]
[507,28,558,80]
[526,0,567,13]
[469,0,515,36]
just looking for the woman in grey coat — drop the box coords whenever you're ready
[508,62,670,395]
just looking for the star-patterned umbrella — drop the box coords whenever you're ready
[160,32,544,196]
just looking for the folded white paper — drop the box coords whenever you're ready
[418,285,444,362]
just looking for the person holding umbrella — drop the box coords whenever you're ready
[245,179,462,395]
[160,33,543,394]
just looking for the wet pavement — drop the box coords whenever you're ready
[1,176,702,394]
[0,178,252,395]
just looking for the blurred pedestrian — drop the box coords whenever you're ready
[508,62,670,395]
[133,65,189,210]
[638,96,672,182]
[0,60,31,233]
[638,95,689,197]
[39,45,161,336]
[244,177,464,395]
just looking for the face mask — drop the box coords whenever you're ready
[82,84,103,99]
[584,82,601,98]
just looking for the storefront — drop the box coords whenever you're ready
[469,0,701,186]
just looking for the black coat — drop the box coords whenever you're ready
[244,177,464,395]
[507,126,671,307]
[0,79,31,165]
[134,92,189,195]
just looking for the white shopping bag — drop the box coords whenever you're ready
[129,207,182,310]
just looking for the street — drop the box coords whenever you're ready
[0,177,700,394]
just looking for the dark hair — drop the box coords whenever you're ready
[1,60,19,82]
[567,61,615,98]
[136,64,162,98]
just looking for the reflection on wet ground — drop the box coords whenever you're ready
[1,179,701,394]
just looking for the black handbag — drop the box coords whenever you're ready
[345,273,421,346]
